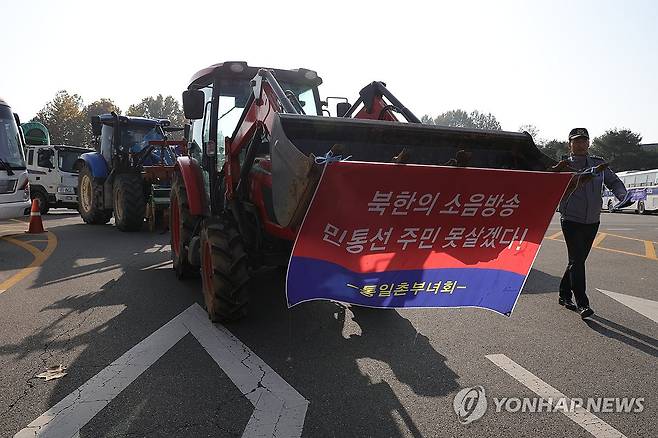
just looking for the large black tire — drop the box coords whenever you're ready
[637,201,647,215]
[170,173,197,278]
[32,189,49,215]
[200,216,250,322]
[78,165,112,224]
[113,173,146,231]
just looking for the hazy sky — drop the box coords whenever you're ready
[2,0,657,142]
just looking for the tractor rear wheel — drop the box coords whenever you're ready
[200,216,250,322]
[170,173,197,278]
[78,165,112,224]
[113,173,146,231]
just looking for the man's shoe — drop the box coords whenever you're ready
[558,297,577,310]
[578,306,594,319]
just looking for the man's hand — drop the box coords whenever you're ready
[594,162,609,174]
[550,160,577,172]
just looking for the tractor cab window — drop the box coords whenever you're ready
[122,126,164,151]
[217,79,251,143]
[100,125,113,162]
[281,83,319,116]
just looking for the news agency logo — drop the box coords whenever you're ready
[453,386,488,424]
[453,385,646,426]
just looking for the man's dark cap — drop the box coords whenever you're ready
[569,128,589,140]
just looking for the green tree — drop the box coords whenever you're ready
[434,109,474,128]
[83,98,121,143]
[470,110,501,130]
[518,124,539,142]
[430,109,502,130]
[420,114,435,125]
[33,90,88,146]
[591,129,643,171]
[85,98,120,119]
[540,139,569,161]
[127,95,185,139]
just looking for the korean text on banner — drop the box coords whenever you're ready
[286,162,572,316]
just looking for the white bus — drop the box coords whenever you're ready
[0,98,31,220]
[603,169,658,214]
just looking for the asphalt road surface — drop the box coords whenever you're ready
[0,210,656,437]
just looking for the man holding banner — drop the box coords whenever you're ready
[557,128,627,319]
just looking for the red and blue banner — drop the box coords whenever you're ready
[286,162,572,316]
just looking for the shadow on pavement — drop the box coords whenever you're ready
[585,315,658,358]
[3,221,460,437]
[0,221,202,435]
[519,268,562,294]
[232,268,460,437]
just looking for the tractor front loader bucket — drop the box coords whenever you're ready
[270,113,556,229]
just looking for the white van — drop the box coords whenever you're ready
[25,144,89,213]
[0,98,30,220]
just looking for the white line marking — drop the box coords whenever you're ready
[605,228,634,231]
[16,304,308,438]
[486,354,627,438]
[596,289,658,323]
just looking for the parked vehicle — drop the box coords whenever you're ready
[603,169,658,214]
[25,144,89,214]
[0,98,30,220]
[171,61,555,322]
[74,113,186,231]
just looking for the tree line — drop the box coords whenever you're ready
[32,90,186,146]
[30,93,657,172]
[422,110,658,172]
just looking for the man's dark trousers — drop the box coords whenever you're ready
[559,219,600,308]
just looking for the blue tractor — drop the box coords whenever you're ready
[75,113,185,231]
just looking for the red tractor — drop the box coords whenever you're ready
[171,61,554,321]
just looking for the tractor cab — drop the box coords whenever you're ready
[182,61,322,168]
[92,114,175,169]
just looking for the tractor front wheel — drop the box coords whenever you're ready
[78,165,112,224]
[113,174,146,231]
[200,216,250,322]
[170,173,197,278]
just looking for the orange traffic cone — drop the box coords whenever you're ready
[26,199,45,234]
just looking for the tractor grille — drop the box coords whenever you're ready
[0,179,17,194]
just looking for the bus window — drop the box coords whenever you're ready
[650,172,658,185]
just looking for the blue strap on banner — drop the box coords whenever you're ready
[314,151,352,165]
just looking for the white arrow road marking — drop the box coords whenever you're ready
[486,354,627,438]
[15,304,308,438]
[596,289,658,324]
